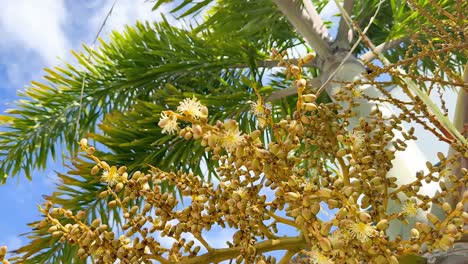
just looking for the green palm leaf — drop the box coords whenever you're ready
[0,16,297,182]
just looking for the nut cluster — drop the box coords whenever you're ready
[20,69,466,263]
[7,20,468,262]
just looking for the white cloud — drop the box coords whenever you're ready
[0,0,70,65]
[320,1,340,22]
[320,1,340,38]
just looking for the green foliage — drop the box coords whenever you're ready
[0,16,295,182]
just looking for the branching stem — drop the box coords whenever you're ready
[267,211,298,228]
[178,236,306,264]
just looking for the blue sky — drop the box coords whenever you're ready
[0,0,458,261]
[0,0,174,254]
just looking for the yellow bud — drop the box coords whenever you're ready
[446,224,458,235]
[311,203,321,215]
[115,182,124,192]
[303,53,315,63]
[461,212,468,223]
[86,147,95,155]
[52,231,63,237]
[439,235,454,251]
[300,115,310,124]
[0,245,7,257]
[76,211,86,220]
[442,202,452,213]
[361,156,373,164]
[366,169,377,176]
[224,119,237,130]
[316,188,332,199]
[410,228,420,239]
[117,166,126,174]
[132,171,141,181]
[91,218,101,229]
[303,94,317,103]
[416,222,432,233]
[296,79,306,89]
[77,248,86,256]
[359,212,372,223]
[193,246,201,255]
[91,165,100,175]
[98,190,109,199]
[79,138,88,148]
[184,131,192,140]
[319,237,332,251]
[250,130,262,140]
[192,125,203,139]
[302,103,317,112]
[48,226,58,233]
[284,192,301,202]
[376,219,388,230]
[389,256,399,264]
[290,66,301,75]
[194,195,208,203]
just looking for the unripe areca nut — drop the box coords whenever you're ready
[303,53,314,63]
[319,237,332,251]
[48,226,58,233]
[86,147,95,155]
[359,212,372,223]
[290,66,301,75]
[108,200,117,208]
[98,190,109,199]
[91,218,101,229]
[296,79,306,89]
[389,256,399,264]
[446,224,458,235]
[302,103,317,112]
[311,203,321,215]
[91,165,100,175]
[115,183,124,192]
[0,246,7,257]
[77,248,86,256]
[303,94,317,103]
[442,202,452,213]
[184,131,192,140]
[461,212,468,223]
[376,219,389,230]
[192,124,202,139]
[284,192,301,202]
[79,138,88,148]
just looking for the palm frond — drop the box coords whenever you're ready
[0,16,296,182]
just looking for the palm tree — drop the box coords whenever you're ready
[1,0,466,262]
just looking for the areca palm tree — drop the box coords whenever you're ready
[0,0,466,263]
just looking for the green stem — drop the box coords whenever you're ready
[178,236,306,264]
